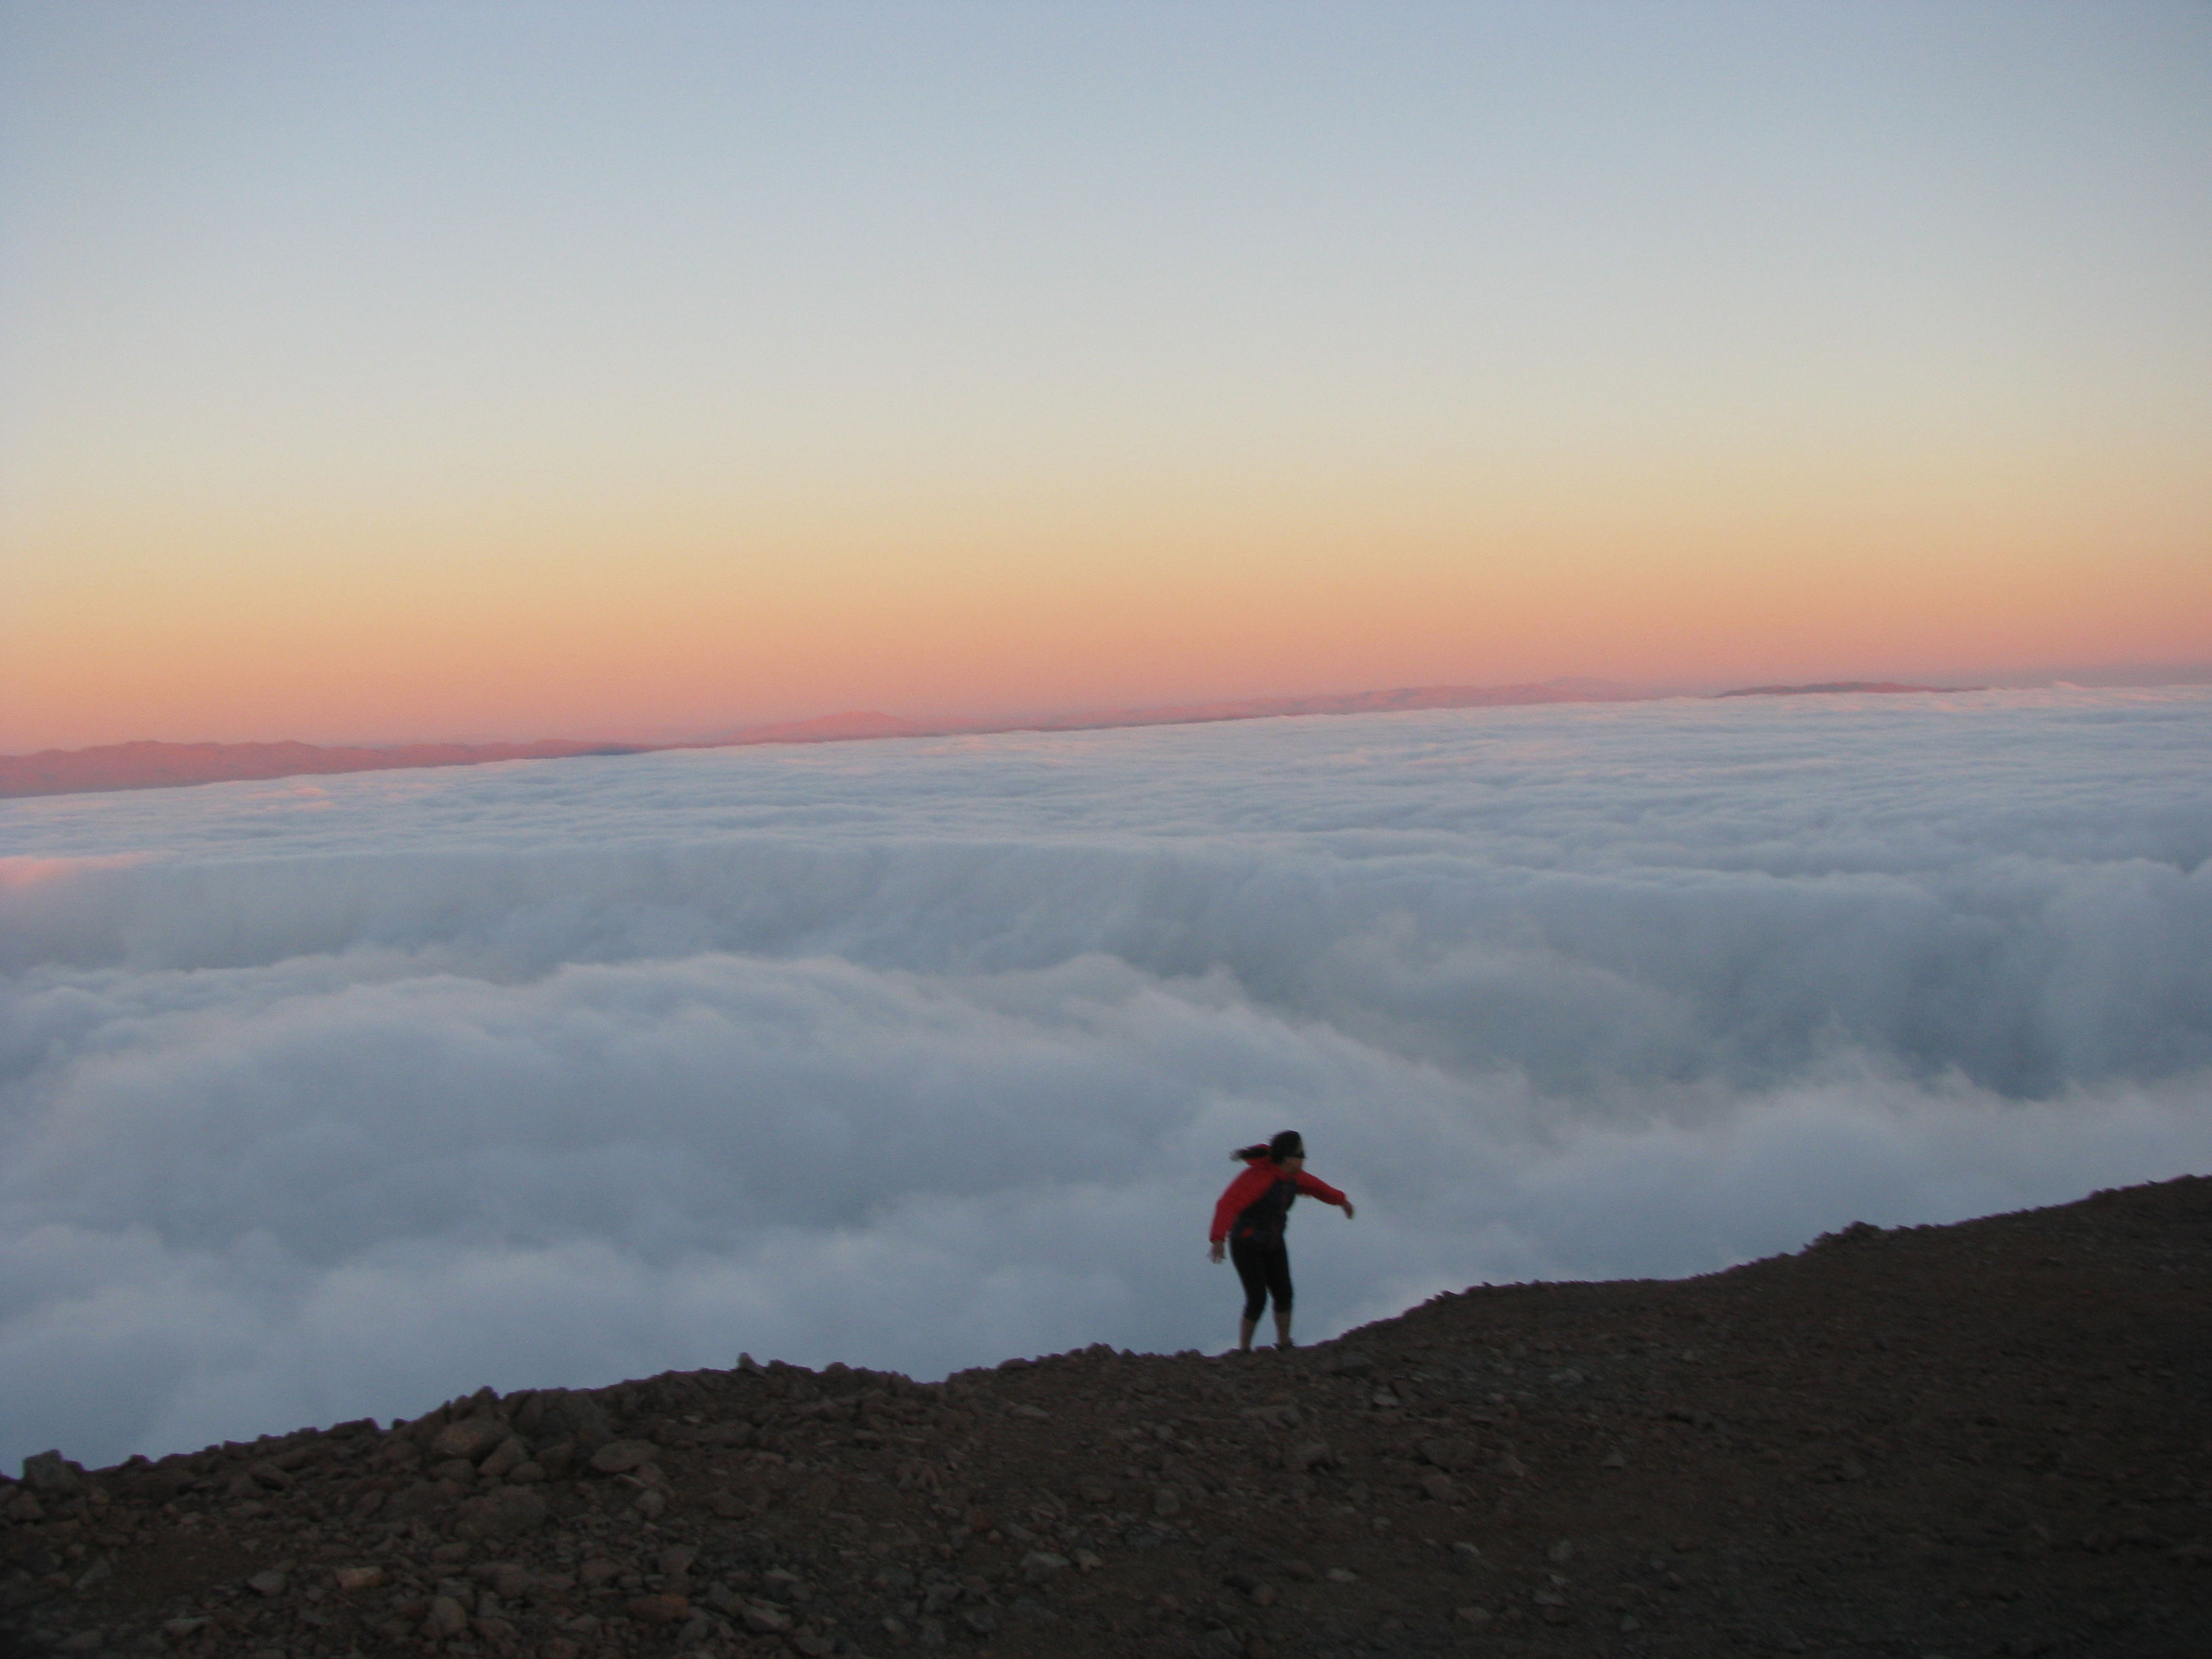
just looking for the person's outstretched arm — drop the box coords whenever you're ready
[1294,1168,1355,1220]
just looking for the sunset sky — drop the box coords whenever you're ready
[4,1,2208,752]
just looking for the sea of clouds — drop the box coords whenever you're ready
[3,687,2209,1470]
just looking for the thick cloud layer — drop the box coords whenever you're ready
[4,688,2209,1469]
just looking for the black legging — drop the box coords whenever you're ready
[1230,1234,1293,1322]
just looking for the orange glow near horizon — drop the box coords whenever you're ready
[7,447,2207,751]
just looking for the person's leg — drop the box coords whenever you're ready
[1229,1238,1269,1352]
[1266,1246,1295,1348]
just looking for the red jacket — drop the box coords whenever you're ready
[1210,1158,1349,1244]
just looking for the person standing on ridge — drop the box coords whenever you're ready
[1208,1130,1354,1353]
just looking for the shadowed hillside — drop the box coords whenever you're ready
[4,1177,2206,1658]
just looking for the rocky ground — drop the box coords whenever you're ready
[5,1176,2207,1659]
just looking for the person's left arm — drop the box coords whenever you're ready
[1294,1170,1355,1218]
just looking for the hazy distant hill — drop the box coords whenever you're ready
[1021,676,1646,731]
[0,738,646,800]
[1715,680,1969,697]
[0,678,1652,800]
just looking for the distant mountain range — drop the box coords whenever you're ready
[1715,680,1969,698]
[0,678,1967,800]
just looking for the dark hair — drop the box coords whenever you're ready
[1231,1130,1305,1164]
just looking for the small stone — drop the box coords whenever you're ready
[1601,1449,1627,1469]
[246,1568,289,1597]
[478,1436,529,1479]
[1547,1539,1575,1565]
[388,1476,464,1518]
[453,1485,549,1538]
[1456,1605,1494,1626]
[333,1565,386,1592]
[1326,1567,1357,1583]
[1497,1452,1528,1478]
[20,1451,85,1494]
[1451,1541,1483,1563]
[1285,1440,1334,1473]
[423,1594,469,1638]
[1073,1548,1105,1571]
[1620,1614,1641,1632]
[742,1603,793,1634]
[1153,1486,1182,1517]
[1419,1472,1460,1503]
[1421,1437,1479,1471]
[624,1593,689,1624]
[588,1439,658,1474]
[1022,1551,1071,1581]
[790,1634,836,1657]
[1076,1475,1115,1504]
[431,1418,508,1464]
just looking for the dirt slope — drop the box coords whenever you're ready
[5,1176,2207,1659]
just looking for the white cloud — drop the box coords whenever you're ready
[3,687,2209,1469]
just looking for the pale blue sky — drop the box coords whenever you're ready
[4,2,2209,746]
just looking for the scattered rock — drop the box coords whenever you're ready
[451,1485,548,1538]
[422,1595,468,1639]
[430,1418,508,1464]
[1284,1439,1334,1473]
[623,1593,689,1624]
[586,1439,657,1474]
[1420,1436,1479,1471]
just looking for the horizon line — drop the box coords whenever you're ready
[4,668,2205,802]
